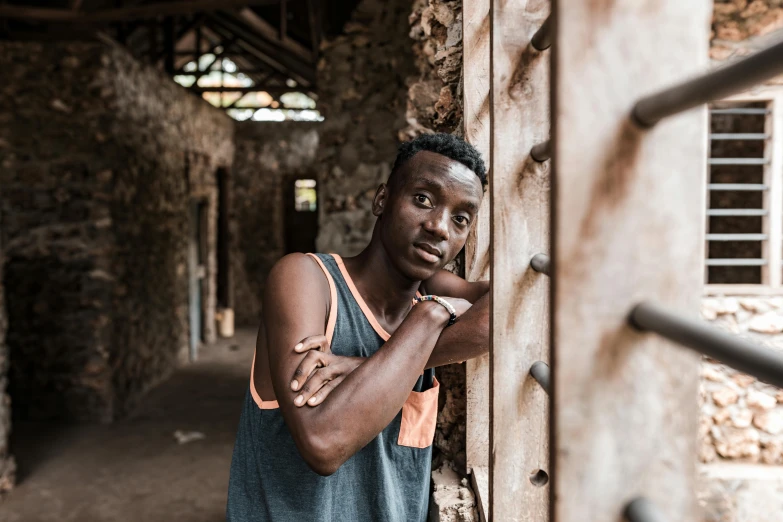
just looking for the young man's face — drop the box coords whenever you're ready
[374,150,484,281]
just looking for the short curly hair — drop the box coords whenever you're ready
[389,133,487,187]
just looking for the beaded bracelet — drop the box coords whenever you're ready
[412,295,457,326]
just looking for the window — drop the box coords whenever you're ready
[706,93,783,294]
[294,179,317,212]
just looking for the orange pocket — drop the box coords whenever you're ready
[397,377,440,448]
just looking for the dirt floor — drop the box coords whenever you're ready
[0,328,257,522]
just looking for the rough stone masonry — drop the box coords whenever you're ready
[0,39,234,424]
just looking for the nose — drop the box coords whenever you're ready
[423,210,449,242]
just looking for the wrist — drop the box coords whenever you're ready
[412,300,451,327]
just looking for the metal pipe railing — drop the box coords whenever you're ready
[531,140,551,162]
[530,253,551,276]
[629,301,783,388]
[530,361,551,395]
[632,40,783,127]
[531,15,552,51]
[624,497,667,522]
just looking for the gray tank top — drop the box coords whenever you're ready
[226,253,438,522]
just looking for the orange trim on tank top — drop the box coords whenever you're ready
[249,253,338,410]
[331,254,422,342]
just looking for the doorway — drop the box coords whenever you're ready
[188,199,208,361]
[284,176,319,254]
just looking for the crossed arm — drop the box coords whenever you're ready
[264,254,489,476]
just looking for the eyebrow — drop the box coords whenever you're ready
[413,176,479,213]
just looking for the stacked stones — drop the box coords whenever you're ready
[232,122,319,326]
[0,219,15,495]
[0,40,233,422]
[712,0,783,60]
[315,0,416,256]
[405,0,463,138]
[700,297,783,464]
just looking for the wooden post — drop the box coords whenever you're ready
[551,1,710,520]
[462,0,491,517]
[489,0,551,520]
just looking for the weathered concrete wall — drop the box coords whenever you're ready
[232,122,319,326]
[0,40,233,421]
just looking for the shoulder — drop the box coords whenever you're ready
[266,253,330,299]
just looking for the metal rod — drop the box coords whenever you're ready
[710,108,770,115]
[705,258,766,266]
[530,361,551,395]
[531,14,552,51]
[706,233,767,241]
[530,140,551,162]
[530,253,551,276]
[629,301,783,388]
[624,497,668,522]
[632,40,783,127]
[709,158,768,165]
[708,184,767,191]
[710,133,768,140]
[707,209,767,216]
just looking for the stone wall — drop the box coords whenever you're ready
[0,40,233,421]
[0,215,15,495]
[232,122,319,326]
[315,0,416,256]
[699,297,783,465]
[712,0,783,60]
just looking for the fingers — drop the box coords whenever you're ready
[294,334,330,354]
[294,367,337,407]
[290,350,325,392]
[305,379,340,407]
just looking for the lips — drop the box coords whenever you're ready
[414,243,442,264]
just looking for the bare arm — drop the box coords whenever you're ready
[264,254,450,476]
[423,270,490,368]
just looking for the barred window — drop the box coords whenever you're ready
[706,95,783,294]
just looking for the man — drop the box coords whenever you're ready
[227,133,490,522]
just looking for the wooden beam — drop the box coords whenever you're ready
[279,0,286,42]
[489,0,551,520]
[552,1,710,521]
[207,15,314,86]
[305,0,320,62]
[0,0,281,23]
[191,86,306,95]
[462,0,491,481]
[237,8,312,63]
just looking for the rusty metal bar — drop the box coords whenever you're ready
[531,14,552,51]
[530,361,551,395]
[624,498,667,522]
[531,253,551,276]
[629,301,783,388]
[632,40,783,127]
[531,140,551,162]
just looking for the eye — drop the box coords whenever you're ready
[414,194,433,207]
[453,215,470,226]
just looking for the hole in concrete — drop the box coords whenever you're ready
[529,469,549,487]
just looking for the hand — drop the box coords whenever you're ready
[290,337,364,407]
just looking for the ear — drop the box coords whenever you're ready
[372,184,388,217]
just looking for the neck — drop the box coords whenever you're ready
[343,233,421,320]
